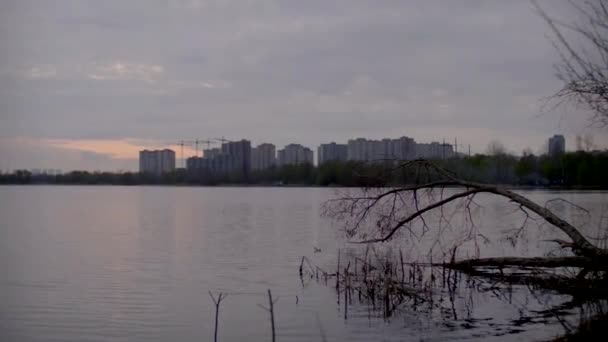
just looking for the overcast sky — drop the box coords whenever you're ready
[1,0,606,171]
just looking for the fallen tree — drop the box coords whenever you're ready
[323,160,608,276]
[303,160,608,337]
[315,1,608,336]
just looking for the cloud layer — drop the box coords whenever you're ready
[0,0,606,170]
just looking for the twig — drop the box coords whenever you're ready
[208,291,227,342]
[258,289,278,342]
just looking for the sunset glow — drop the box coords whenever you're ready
[44,138,199,160]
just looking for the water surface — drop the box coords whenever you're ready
[0,186,606,341]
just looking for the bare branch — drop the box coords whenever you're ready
[325,160,606,258]
[356,188,483,243]
[533,0,608,125]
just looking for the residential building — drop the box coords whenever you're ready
[187,139,251,178]
[186,156,205,171]
[548,134,566,156]
[416,142,454,159]
[252,143,276,170]
[221,139,252,176]
[139,149,176,175]
[392,136,417,160]
[346,136,417,162]
[346,138,368,161]
[277,144,314,166]
[317,142,347,165]
[203,148,221,159]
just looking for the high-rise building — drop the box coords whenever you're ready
[346,138,368,161]
[186,156,206,171]
[203,148,221,159]
[252,143,276,170]
[415,142,454,159]
[392,136,417,160]
[318,142,347,165]
[187,139,251,178]
[221,139,252,176]
[347,136,418,162]
[277,144,314,166]
[139,149,176,175]
[548,134,566,156]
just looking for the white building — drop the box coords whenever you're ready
[317,142,347,165]
[347,136,417,162]
[415,142,454,159]
[392,136,417,160]
[346,138,368,161]
[277,144,314,166]
[139,149,176,175]
[252,143,276,170]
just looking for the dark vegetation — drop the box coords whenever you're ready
[311,159,608,339]
[318,0,608,320]
[300,246,608,340]
[1,150,608,187]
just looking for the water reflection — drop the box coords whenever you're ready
[0,186,605,341]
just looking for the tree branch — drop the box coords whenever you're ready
[328,160,606,258]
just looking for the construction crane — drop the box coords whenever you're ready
[193,139,202,157]
[198,139,215,151]
[168,138,226,168]
[175,139,219,165]
[214,137,231,145]
[176,140,197,168]
[190,139,218,157]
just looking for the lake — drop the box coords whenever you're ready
[0,186,606,341]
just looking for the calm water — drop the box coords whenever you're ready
[0,186,606,341]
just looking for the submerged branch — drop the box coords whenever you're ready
[446,256,601,269]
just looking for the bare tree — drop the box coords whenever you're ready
[584,133,596,150]
[315,3,608,333]
[534,0,608,126]
[486,140,507,156]
[324,160,608,271]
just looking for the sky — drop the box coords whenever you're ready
[1,0,607,171]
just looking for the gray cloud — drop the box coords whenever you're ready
[0,137,136,172]
[0,0,606,170]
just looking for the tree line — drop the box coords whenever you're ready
[1,150,607,187]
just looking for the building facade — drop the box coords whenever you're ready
[252,143,276,170]
[548,134,566,156]
[187,139,252,178]
[346,136,418,162]
[346,138,368,161]
[139,149,176,175]
[317,142,347,165]
[203,148,221,159]
[415,142,454,159]
[392,136,417,160]
[187,154,238,176]
[277,144,314,166]
[221,139,252,176]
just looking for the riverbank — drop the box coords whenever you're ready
[3,151,608,188]
[2,181,607,191]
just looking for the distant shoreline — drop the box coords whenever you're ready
[3,151,608,189]
[1,183,606,191]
